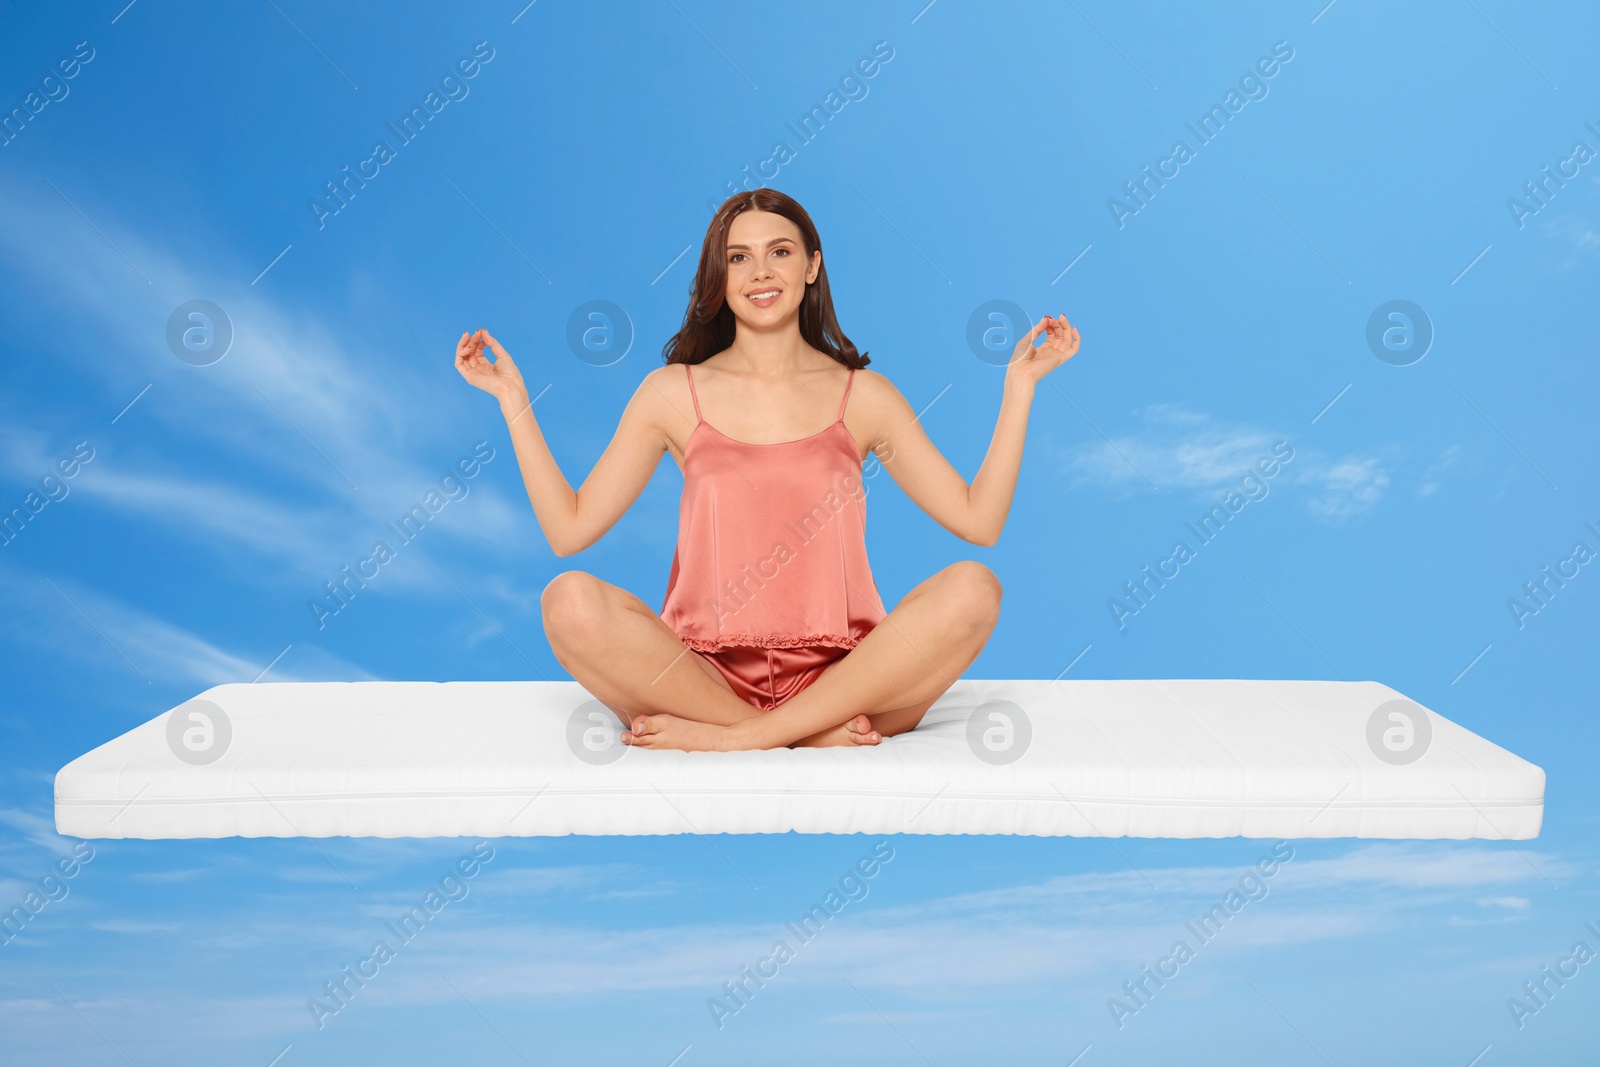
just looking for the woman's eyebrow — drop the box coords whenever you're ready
[726,238,796,251]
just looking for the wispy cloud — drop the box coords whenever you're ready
[1298,457,1391,522]
[85,919,184,935]
[1446,895,1532,926]
[0,562,376,688]
[1536,181,1600,266]
[0,837,1584,1063]
[9,842,1573,995]
[1055,403,1392,522]
[1060,404,1282,492]
[0,809,78,870]
[1418,443,1464,498]
[0,176,535,583]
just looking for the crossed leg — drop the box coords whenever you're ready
[785,561,1001,747]
[627,560,1003,751]
[544,572,754,722]
[541,561,1002,751]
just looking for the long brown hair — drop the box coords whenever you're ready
[661,189,870,368]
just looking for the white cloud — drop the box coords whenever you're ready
[0,176,537,581]
[73,465,325,569]
[1298,457,1391,522]
[1538,203,1600,261]
[0,808,70,856]
[1445,895,1533,926]
[1274,843,1567,890]
[0,562,377,688]
[0,838,1581,1067]
[0,809,87,901]
[24,842,1571,998]
[1418,443,1463,498]
[85,920,183,935]
[0,991,304,1045]
[1056,404,1391,522]
[1060,404,1280,492]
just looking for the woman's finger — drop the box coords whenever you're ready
[1041,319,1061,350]
[481,329,512,361]
[1015,319,1046,359]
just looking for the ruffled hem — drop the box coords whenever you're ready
[677,632,863,653]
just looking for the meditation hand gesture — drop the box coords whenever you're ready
[1005,314,1080,389]
[454,328,528,404]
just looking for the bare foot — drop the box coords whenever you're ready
[789,714,881,749]
[623,713,736,752]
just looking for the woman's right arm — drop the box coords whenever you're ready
[456,329,672,557]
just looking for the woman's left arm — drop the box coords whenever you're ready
[868,314,1079,546]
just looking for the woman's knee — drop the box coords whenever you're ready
[540,570,610,641]
[941,560,1003,628]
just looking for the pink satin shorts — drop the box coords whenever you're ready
[695,644,848,711]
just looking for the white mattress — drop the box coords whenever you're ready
[54,678,1544,840]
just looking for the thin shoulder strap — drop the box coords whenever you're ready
[837,367,856,421]
[684,362,703,424]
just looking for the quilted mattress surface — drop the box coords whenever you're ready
[53,678,1545,840]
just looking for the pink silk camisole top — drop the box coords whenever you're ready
[659,361,888,653]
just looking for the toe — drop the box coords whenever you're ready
[849,715,881,745]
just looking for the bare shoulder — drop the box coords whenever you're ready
[846,366,913,418]
[640,362,689,400]
[636,363,698,453]
[845,366,913,455]
[848,365,895,397]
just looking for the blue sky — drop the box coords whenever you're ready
[2,0,1597,1063]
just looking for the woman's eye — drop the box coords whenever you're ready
[730,249,791,263]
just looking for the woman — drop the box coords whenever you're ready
[454,188,1078,752]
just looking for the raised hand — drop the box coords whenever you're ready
[1006,314,1080,388]
[453,328,528,403]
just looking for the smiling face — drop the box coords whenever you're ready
[722,209,821,330]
